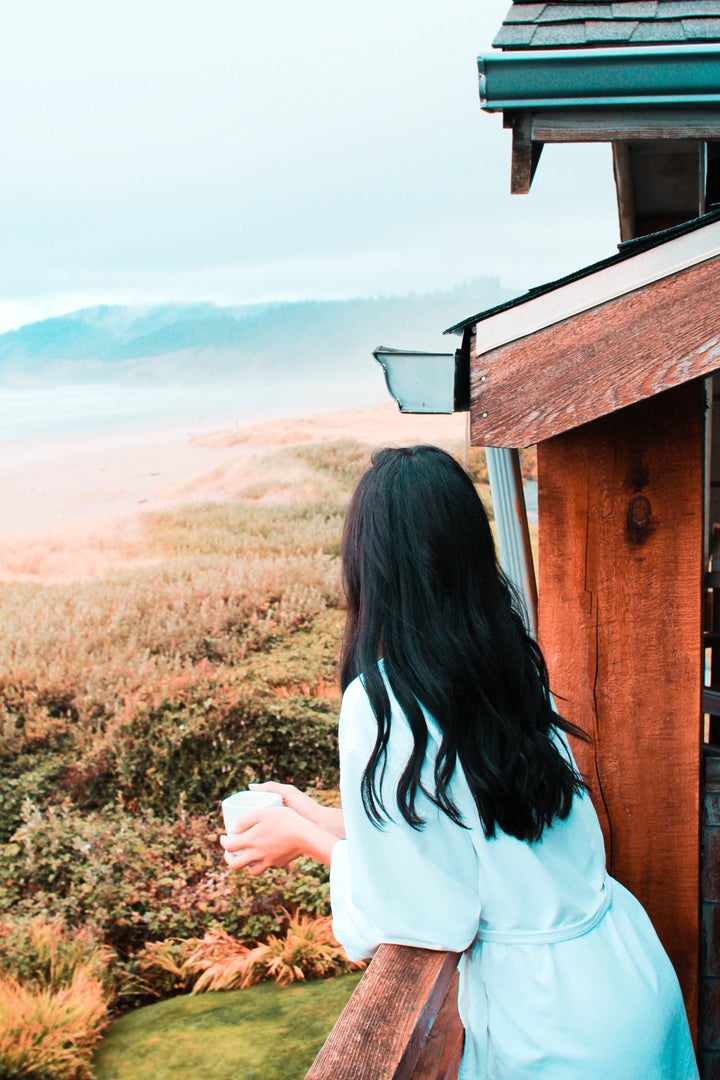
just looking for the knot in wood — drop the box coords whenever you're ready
[626,495,652,545]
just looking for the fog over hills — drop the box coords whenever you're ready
[0,279,511,387]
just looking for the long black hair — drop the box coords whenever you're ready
[340,444,587,843]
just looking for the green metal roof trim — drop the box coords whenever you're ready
[478,43,720,109]
[443,206,720,336]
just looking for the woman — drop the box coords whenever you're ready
[221,445,698,1079]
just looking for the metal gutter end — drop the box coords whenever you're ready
[478,55,488,108]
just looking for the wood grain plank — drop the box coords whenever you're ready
[305,946,460,1080]
[408,971,463,1080]
[470,254,720,448]
[537,383,704,1036]
[531,109,720,143]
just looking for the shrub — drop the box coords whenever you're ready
[236,912,365,988]
[0,916,113,995]
[124,937,196,1001]
[0,968,109,1080]
[141,501,348,561]
[182,929,250,993]
[0,918,114,1080]
[104,673,339,816]
[0,754,73,843]
[4,803,332,958]
[0,603,343,843]
[183,914,364,992]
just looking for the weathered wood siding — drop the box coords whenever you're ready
[536,381,704,1033]
[470,255,720,448]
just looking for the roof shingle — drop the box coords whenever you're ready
[659,2,720,16]
[493,0,720,48]
[539,3,613,18]
[531,22,590,42]
[629,17,686,37]
[585,19,640,40]
[612,2,658,17]
[503,4,548,22]
[682,17,720,39]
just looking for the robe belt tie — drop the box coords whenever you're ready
[475,876,613,946]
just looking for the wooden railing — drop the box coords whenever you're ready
[305,945,463,1080]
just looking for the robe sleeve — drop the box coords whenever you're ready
[330,675,482,962]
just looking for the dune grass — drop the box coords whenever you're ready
[92,973,363,1080]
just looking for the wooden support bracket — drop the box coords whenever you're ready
[511,114,543,195]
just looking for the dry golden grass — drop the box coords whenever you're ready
[190,403,469,451]
[1,404,478,585]
[0,919,113,1080]
[0,969,109,1080]
[0,515,156,583]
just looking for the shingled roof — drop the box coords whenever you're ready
[494,2,720,50]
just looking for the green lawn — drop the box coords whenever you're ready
[93,974,363,1080]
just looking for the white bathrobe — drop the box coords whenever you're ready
[330,668,698,1079]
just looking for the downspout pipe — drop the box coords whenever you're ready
[486,447,538,640]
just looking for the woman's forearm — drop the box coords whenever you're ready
[299,817,341,866]
[314,805,346,838]
[250,782,345,838]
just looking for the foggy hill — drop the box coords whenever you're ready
[0,279,510,387]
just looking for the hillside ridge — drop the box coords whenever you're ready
[0,279,510,386]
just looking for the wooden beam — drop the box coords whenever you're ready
[612,142,636,243]
[537,381,704,1035]
[470,253,720,448]
[511,114,543,195]
[305,946,461,1080]
[530,108,720,144]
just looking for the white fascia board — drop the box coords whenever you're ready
[474,219,720,357]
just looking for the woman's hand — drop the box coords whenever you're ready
[220,805,339,876]
[249,781,346,838]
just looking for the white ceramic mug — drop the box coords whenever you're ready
[221,789,283,834]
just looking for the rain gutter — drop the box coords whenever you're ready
[478,44,720,112]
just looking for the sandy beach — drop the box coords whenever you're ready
[0,404,469,581]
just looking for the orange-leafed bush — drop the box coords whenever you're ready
[184,914,365,993]
[181,929,251,992]
[0,918,113,1080]
[0,967,109,1080]
[128,936,197,1000]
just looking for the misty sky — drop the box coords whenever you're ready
[0,0,620,332]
